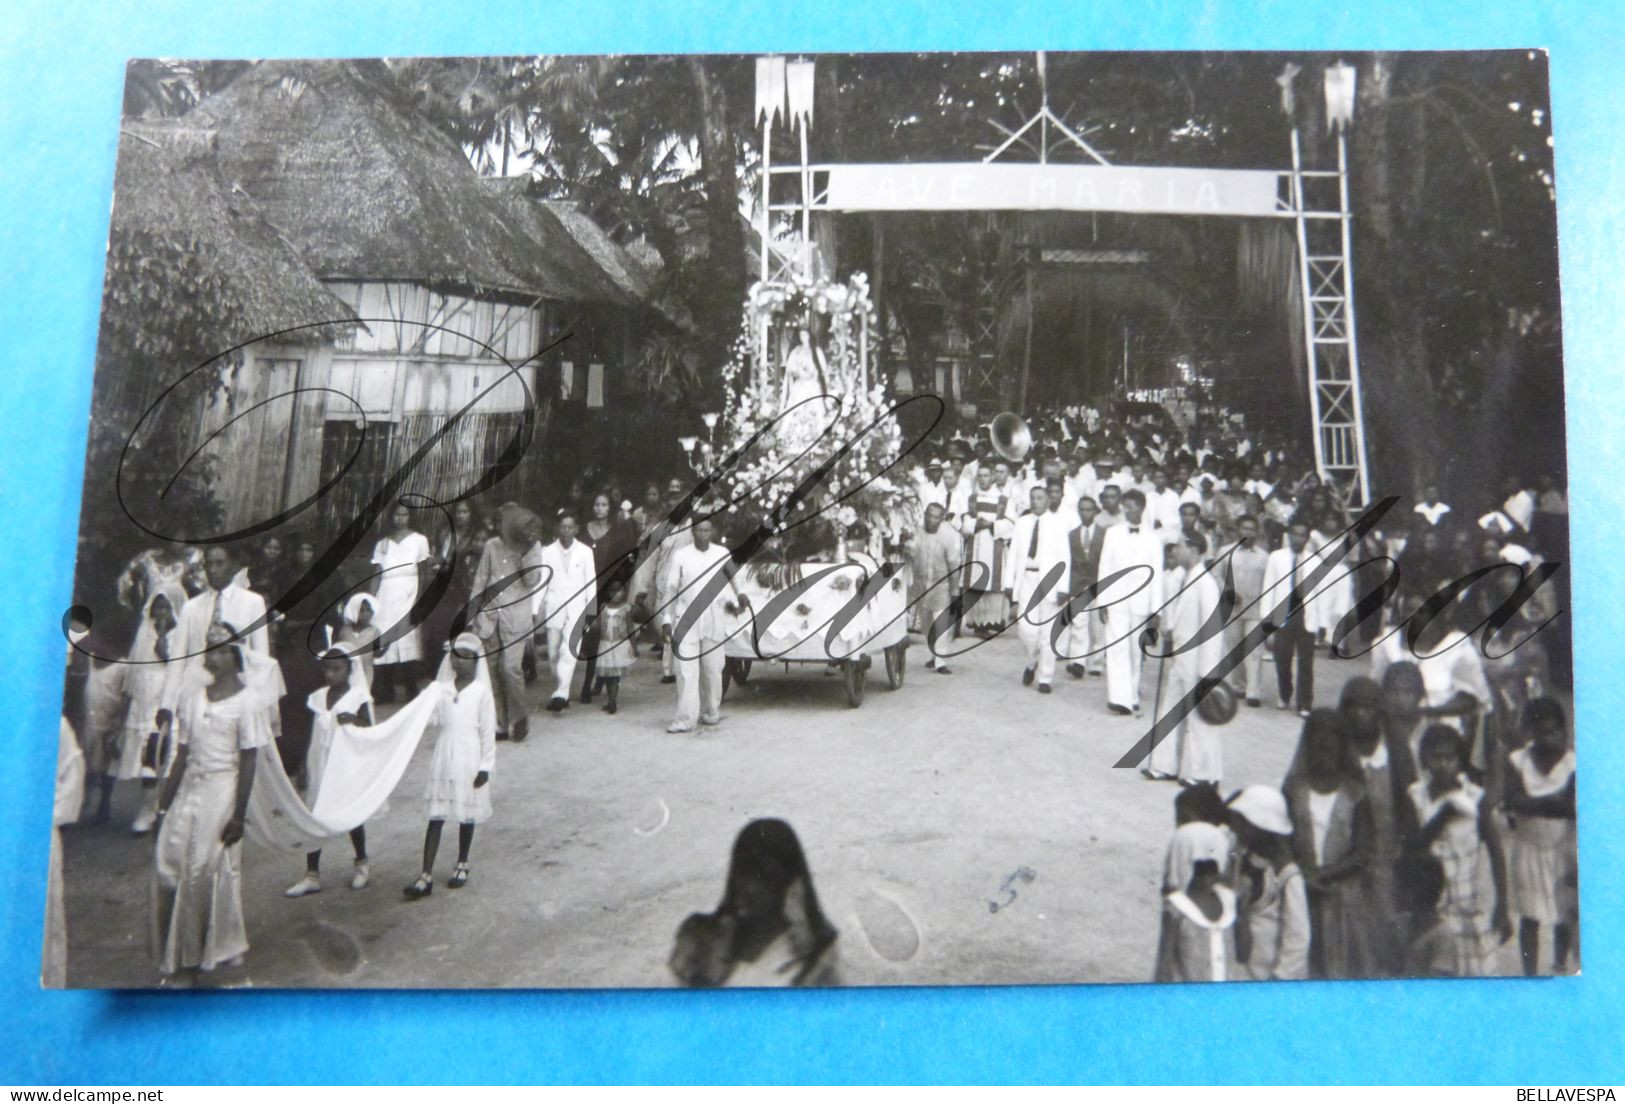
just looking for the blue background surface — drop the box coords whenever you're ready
[2,0,1621,1084]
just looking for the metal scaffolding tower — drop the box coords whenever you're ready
[1288,123,1372,508]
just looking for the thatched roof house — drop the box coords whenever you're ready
[93,58,681,542]
[105,119,359,349]
[192,59,619,304]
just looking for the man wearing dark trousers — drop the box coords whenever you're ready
[1063,496,1107,678]
[1262,519,1317,717]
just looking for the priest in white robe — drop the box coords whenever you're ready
[1096,490,1165,715]
[958,467,1016,633]
[1146,533,1224,783]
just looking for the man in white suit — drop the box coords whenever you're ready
[1215,514,1272,707]
[539,510,597,712]
[1145,466,1185,545]
[1096,489,1165,715]
[175,544,270,678]
[661,516,748,733]
[633,511,693,685]
[1007,485,1072,694]
[1145,532,1224,783]
[169,544,280,751]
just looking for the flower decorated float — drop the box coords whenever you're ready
[704,271,912,706]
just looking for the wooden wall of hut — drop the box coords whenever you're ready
[192,339,548,537]
[324,281,545,365]
[188,342,335,534]
[310,408,549,540]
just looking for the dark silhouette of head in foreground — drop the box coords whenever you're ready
[669,818,838,988]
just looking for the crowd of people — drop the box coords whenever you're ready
[53,390,1575,986]
[895,397,1566,774]
[884,397,1575,980]
[60,475,758,983]
[1153,687,1575,981]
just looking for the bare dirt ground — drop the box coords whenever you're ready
[63,631,1521,989]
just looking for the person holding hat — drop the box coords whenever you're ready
[405,632,495,898]
[1228,785,1311,981]
[1153,821,1239,982]
[1143,531,1223,783]
[1097,489,1164,716]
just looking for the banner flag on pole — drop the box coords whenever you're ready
[755,56,786,125]
[786,58,815,126]
[1276,61,1302,116]
[1324,61,1357,131]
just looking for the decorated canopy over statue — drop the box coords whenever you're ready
[715,269,906,553]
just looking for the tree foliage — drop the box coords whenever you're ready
[124,51,1563,507]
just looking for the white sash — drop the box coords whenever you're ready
[246,683,445,853]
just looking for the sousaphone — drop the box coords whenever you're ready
[988,412,1033,463]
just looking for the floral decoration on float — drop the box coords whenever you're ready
[714,271,905,563]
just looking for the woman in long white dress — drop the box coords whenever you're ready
[404,632,496,899]
[119,583,187,834]
[150,622,270,984]
[370,502,432,702]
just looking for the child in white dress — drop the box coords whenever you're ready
[336,593,380,686]
[1408,724,1511,976]
[405,632,495,898]
[1153,821,1239,982]
[1505,698,1577,975]
[591,581,638,715]
[284,649,374,898]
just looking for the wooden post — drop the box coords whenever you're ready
[761,114,772,284]
[799,116,812,277]
[1018,261,1034,413]
[279,351,306,513]
[759,113,772,381]
[1122,322,1130,396]
[872,215,886,366]
[860,306,869,392]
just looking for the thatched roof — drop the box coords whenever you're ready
[192,59,627,303]
[537,198,656,302]
[479,179,636,306]
[107,119,359,340]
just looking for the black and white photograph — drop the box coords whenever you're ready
[51,49,1574,990]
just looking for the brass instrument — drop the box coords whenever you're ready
[988,412,1033,463]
